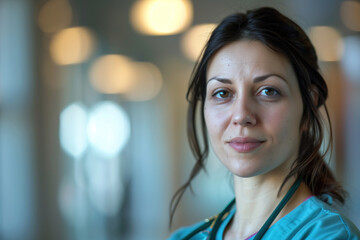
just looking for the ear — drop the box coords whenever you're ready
[310,84,319,107]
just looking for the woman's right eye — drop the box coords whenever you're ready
[213,90,232,99]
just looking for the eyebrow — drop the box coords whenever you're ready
[254,74,288,83]
[207,77,232,84]
[207,74,288,85]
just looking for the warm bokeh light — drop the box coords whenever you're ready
[89,55,137,94]
[340,1,360,32]
[130,0,193,35]
[87,101,130,157]
[181,23,217,61]
[309,26,344,62]
[50,27,95,65]
[59,102,88,158]
[38,0,72,33]
[123,62,163,101]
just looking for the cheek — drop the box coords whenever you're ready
[204,112,218,142]
[263,106,302,143]
[204,105,229,139]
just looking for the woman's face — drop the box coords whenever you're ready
[204,40,303,178]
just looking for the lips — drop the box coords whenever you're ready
[227,137,265,153]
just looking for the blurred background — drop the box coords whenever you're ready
[1,0,360,239]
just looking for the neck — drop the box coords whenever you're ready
[225,175,311,239]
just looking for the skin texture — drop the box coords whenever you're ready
[204,40,312,239]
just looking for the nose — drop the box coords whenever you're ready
[231,95,257,126]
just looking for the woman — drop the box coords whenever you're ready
[168,7,360,240]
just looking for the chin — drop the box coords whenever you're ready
[231,170,263,178]
[225,161,264,178]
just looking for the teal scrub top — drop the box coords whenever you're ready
[168,196,360,239]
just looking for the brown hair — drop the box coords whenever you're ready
[170,6,347,225]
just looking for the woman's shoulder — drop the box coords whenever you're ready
[268,196,360,239]
[168,199,236,240]
[305,196,360,238]
[167,219,211,240]
[305,196,357,226]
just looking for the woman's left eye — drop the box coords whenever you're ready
[259,87,280,97]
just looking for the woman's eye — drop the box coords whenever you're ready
[259,87,280,97]
[213,90,231,99]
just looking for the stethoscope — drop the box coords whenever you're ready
[182,178,301,240]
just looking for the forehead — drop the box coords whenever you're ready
[206,40,295,80]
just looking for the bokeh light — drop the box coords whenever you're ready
[87,101,130,157]
[49,27,95,65]
[38,0,72,33]
[89,54,136,94]
[181,23,217,61]
[123,62,163,101]
[130,0,193,35]
[309,26,344,62]
[59,102,88,158]
[340,1,360,32]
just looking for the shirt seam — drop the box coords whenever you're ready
[321,208,351,239]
